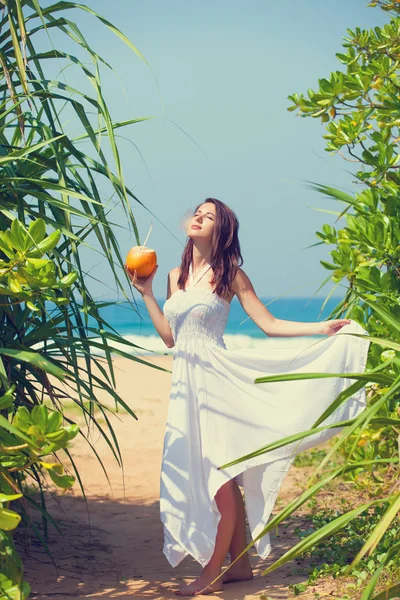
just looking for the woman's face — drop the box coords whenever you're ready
[187,202,216,240]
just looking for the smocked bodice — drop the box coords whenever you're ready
[163,263,230,348]
[163,288,230,348]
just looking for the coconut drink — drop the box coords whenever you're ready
[125,222,157,278]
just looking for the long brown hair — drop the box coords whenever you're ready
[177,198,243,299]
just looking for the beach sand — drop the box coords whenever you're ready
[17,354,320,599]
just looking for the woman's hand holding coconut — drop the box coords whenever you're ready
[124,259,158,298]
[124,228,174,348]
[124,223,158,298]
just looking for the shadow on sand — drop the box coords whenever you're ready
[15,489,312,599]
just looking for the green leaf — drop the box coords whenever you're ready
[320,260,338,270]
[45,429,69,445]
[27,301,40,312]
[47,468,75,489]
[59,271,78,287]
[15,406,32,425]
[0,348,66,380]
[0,493,23,503]
[7,11,29,95]
[8,278,23,294]
[46,411,63,434]
[0,507,21,531]
[26,257,49,269]
[0,385,16,410]
[66,424,80,440]
[26,229,61,258]
[11,219,27,251]
[27,424,43,438]
[25,218,46,250]
[31,405,48,431]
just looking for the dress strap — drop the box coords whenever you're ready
[189,262,212,287]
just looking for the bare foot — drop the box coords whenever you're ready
[175,572,223,596]
[222,561,253,584]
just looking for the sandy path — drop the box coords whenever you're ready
[17,354,318,600]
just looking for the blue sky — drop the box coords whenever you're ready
[69,1,385,300]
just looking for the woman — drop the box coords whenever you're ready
[125,197,370,597]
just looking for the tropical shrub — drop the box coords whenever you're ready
[0,217,79,598]
[0,1,165,597]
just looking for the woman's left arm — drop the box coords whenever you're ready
[232,269,350,338]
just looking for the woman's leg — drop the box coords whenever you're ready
[176,479,238,596]
[223,480,253,583]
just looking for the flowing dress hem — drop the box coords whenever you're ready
[162,392,368,568]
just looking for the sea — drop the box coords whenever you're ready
[88,295,345,357]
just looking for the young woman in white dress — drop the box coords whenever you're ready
[125,198,369,597]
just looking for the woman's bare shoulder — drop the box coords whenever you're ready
[169,266,181,279]
[232,267,251,286]
[168,266,181,291]
[231,268,255,298]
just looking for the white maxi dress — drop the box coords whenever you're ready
[160,263,370,568]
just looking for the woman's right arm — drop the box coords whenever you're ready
[124,264,175,349]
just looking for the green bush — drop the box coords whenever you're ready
[0,2,167,597]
